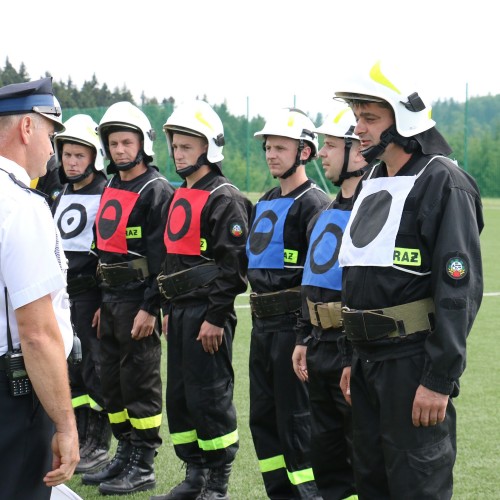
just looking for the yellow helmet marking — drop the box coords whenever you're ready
[195,111,214,131]
[370,61,401,95]
[333,108,350,124]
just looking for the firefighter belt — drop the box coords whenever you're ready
[98,257,150,286]
[307,297,343,330]
[157,262,219,300]
[250,287,302,318]
[67,275,97,296]
[342,297,435,341]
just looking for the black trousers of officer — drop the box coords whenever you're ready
[350,349,456,500]
[249,313,318,499]
[100,300,162,449]
[307,337,356,500]
[69,296,105,409]
[166,301,239,468]
[0,372,53,500]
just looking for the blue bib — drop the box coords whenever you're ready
[247,198,294,269]
[302,209,351,290]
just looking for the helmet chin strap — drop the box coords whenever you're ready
[113,151,144,172]
[65,164,94,184]
[277,139,306,180]
[360,125,397,164]
[360,125,420,164]
[175,153,208,180]
[333,137,354,187]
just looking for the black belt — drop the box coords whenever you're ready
[67,275,97,295]
[250,287,302,318]
[98,257,150,286]
[0,355,5,371]
[342,298,435,341]
[158,263,220,300]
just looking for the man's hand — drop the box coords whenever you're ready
[162,314,168,340]
[131,309,156,340]
[292,345,308,382]
[43,426,80,487]
[92,307,101,339]
[196,321,223,354]
[340,366,352,406]
[412,384,449,427]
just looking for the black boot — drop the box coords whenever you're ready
[196,464,232,500]
[75,406,90,459]
[75,411,112,474]
[99,446,156,495]
[150,463,209,500]
[81,439,131,486]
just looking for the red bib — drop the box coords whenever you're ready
[164,188,210,255]
[96,187,140,254]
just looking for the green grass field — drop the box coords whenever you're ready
[66,199,500,500]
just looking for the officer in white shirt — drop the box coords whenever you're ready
[0,77,79,499]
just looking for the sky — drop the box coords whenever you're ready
[2,0,498,121]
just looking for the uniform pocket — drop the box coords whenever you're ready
[406,434,454,474]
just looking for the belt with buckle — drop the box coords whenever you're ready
[342,298,435,341]
[158,263,219,300]
[249,287,302,318]
[307,297,343,330]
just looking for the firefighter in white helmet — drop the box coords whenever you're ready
[335,60,483,499]
[292,106,368,499]
[51,114,111,475]
[82,102,175,495]
[246,108,330,499]
[151,100,252,500]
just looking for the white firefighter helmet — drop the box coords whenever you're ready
[334,60,435,137]
[313,107,359,141]
[98,101,155,159]
[254,107,319,158]
[163,100,225,163]
[54,114,104,171]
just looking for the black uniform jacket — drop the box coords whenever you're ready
[161,171,252,328]
[342,152,483,396]
[248,179,331,295]
[52,173,107,293]
[296,191,354,344]
[96,166,175,316]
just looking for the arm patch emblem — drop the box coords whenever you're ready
[444,253,469,285]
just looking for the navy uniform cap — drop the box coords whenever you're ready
[0,77,64,131]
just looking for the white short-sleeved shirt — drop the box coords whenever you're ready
[0,157,73,357]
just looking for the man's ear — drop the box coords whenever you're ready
[301,144,312,161]
[20,115,36,145]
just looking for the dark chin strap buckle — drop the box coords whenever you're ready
[360,126,397,163]
[175,153,208,180]
[114,151,144,172]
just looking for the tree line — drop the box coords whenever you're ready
[1,58,498,197]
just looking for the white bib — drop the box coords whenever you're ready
[339,175,416,267]
[54,193,101,252]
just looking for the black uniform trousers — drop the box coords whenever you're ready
[0,373,53,500]
[99,301,162,449]
[350,349,456,500]
[307,338,356,500]
[249,313,318,499]
[166,302,239,468]
[69,296,105,410]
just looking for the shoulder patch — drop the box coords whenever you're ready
[229,221,244,238]
[444,253,469,285]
